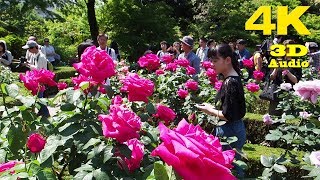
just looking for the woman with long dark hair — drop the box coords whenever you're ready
[196,43,246,177]
[0,40,13,68]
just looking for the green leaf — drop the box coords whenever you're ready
[234,160,248,170]
[154,162,169,180]
[18,96,36,107]
[309,167,320,177]
[0,83,8,95]
[79,81,90,91]
[0,149,6,163]
[74,171,89,180]
[61,103,77,111]
[119,144,132,159]
[273,164,287,173]
[147,103,156,114]
[93,168,110,180]
[82,138,101,150]
[141,136,152,145]
[103,146,113,163]
[39,135,69,164]
[265,130,283,141]
[6,84,19,98]
[262,168,272,177]
[261,155,273,168]
[36,168,57,180]
[66,90,81,103]
[139,113,150,122]
[226,136,238,144]
[21,110,34,122]
[7,124,27,156]
[97,98,110,111]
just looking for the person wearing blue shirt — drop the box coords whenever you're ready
[178,36,201,75]
[235,39,251,62]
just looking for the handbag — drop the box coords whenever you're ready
[259,80,278,101]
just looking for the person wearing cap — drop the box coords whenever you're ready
[196,37,209,62]
[97,34,117,61]
[235,39,251,62]
[22,40,47,70]
[42,38,58,65]
[156,41,170,59]
[25,36,46,63]
[307,42,320,70]
[178,36,201,75]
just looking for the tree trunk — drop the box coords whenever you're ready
[86,0,99,46]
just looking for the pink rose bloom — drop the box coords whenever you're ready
[310,151,320,167]
[280,83,292,91]
[121,73,154,103]
[0,161,23,173]
[72,74,101,94]
[161,54,174,64]
[202,61,213,70]
[177,89,188,99]
[155,69,165,76]
[299,111,312,119]
[242,59,254,69]
[98,105,141,143]
[175,58,190,67]
[73,46,116,83]
[27,133,46,153]
[246,83,260,93]
[263,114,273,125]
[184,80,198,91]
[214,81,223,91]
[151,119,236,180]
[112,95,123,105]
[206,68,218,83]
[154,104,176,125]
[165,62,178,72]
[119,138,144,171]
[20,69,57,95]
[138,53,161,71]
[253,70,264,81]
[57,82,68,90]
[293,80,320,104]
[186,66,196,75]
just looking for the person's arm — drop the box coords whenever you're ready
[195,103,228,121]
[270,68,278,80]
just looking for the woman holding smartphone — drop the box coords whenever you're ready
[196,44,246,177]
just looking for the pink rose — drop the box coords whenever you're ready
[73,46,116,83]
[153,104,176,125]
[184,80,198,91]
[206,68,218,83]
[121,73,154,103]
[57,82,68,90]
[165,62,178,72]
[246,83,260,93]
[27,133,46,153]
[155,69,165,76]
[202,61,213,70]
[161,54,174,64]
[186,66,196,75]
[214,81,223,91]
[112,95,123,105]
[263,114,273,125]
[175,58,190,67]
[98,105,142,143]
[0,161,23,173]
[151,119,236,180]
[280,83,292,91]
[253,70,264,81]
[118,138,144,171]
[242,59,254,69]
[299,111,312,119]
[293,80,320,104]
[310,151,320,167]
[20,69,57,95]
[177,89,188,99]
[138,53,161,71]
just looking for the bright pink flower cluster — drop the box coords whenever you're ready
[138,54,161,71]
[184,80,198,91]
[20,69,57,95]
[161,54,174,64]
[0,161,23,173]
[98,104,142,143]
[175,58,190,67]
[202,61,214,70]
[206,68,218,83]
[177,89,188,99]
[214,81,223,91]
[246,83,260,93]
[121,73,154,103]
[153,104,176,125]
[27,133,46,153]
[253,70,264,81]
[165,62,178,72]
[242,59,254,69]
[151,119,235,180]
[119,138,144,172]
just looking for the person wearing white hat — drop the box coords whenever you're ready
[22,40,47,70]
[178,36,201,75]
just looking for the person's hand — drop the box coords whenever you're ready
[195,103,215,115]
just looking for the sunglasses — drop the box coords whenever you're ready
[44,41,49,42]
